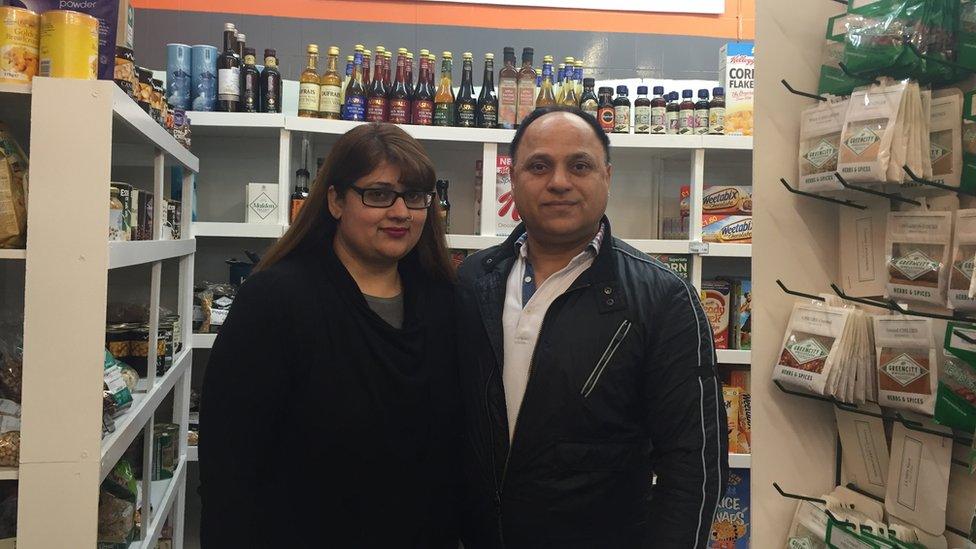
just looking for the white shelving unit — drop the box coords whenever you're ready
[192,222,285,239]
[14,78,198,548]
[192,333,217,350]
[716,349,751,365]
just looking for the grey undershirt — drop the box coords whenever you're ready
[364,293,404,329]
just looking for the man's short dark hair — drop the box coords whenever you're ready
[510,106,611,166]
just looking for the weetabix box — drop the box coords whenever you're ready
[719,42,754,136]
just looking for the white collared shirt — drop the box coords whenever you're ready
[501,225,605,441]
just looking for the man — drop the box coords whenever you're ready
[457,106,728,548]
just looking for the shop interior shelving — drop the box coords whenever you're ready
[4,77,198,548]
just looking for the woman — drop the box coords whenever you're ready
[199,123,460,547]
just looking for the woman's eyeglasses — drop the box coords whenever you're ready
[350,186,435,210]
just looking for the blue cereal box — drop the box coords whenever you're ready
[709,469,750,549]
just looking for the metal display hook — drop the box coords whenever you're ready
[832,172,921,206]
[829,284,976,324]
[845,483,971,537]
[772,483,857,527]
[953,329,976,345]
[781,179,866,209]
[781,79,827,102]
[903,41,973,73]
[776,279,826,302]
[903,166,976,197]
[836,62,881,86]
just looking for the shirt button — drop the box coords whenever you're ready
[604,287,613,295]
[524,276,533,283]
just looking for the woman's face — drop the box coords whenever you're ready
[328,163,429,267]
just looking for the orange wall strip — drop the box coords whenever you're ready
[132,0,756,40]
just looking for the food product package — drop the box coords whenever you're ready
[885,210,953,306]
[731,279,752,350]
[772,300,851,397]
[926,89,963,188]
[950,210,976,311]
[885,419,952,536]
[838,80,907,184]
[701,280,731,349]
[874,316,938,415]
[98,459,137,545]
[680,186,753,218]
[835,404,890,499]
[819,14,863,96]
[798,96,848,192]
[0,330,22,403]
[708,469,750,548]
[0,123,27,249]
[702,215,752,244]
[939,323,976,433]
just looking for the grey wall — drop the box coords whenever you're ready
[134,8,727,84]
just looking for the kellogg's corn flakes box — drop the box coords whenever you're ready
[719,42,754,136]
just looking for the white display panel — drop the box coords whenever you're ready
[417,0,725,15]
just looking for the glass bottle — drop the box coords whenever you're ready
[516,47,536,126]
[709,87,725,135]
[557,57,574,105]
[455,52,477,127]
[339,54,354,118]
[388,50,410,124]
[436,179,451,232]
[536,55,556,108]
[695,89,710,135]
[235,32,245,61]
[317,46,342,120]
[633,86,650,134]
[666,92,679,134]
[412,52,434,125]
[498,47,518,129]
[405,51,416,101]
[239,47,260,113]
[362,49,372,88]
[554,63,565,103]
[291,168,309,223]
[298,44,320,118]
[216,23,241,112]
[260,49,282,113]
[579,78,598,118]
[574,60,584,99]
[650,86,667,134]
[343,48,367,121]
[434,52,455,127]
[477,53,498,128]
[597,86,615,134]
[366,47,389,122]
[678,89,695,135]
[613,85,630,134]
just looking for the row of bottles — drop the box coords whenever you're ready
[216,23,283,113]
[588,86,725,135]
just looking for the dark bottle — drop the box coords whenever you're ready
[366,49,389,122]
[709,87,725,135]
[239,47,260,113]
[217,23,241,112]
[678,89,695,135]
[597,86,614,134]
[477,53,498,128]
[612,85,630,134]
[412,52,435,125]
[579,78,598,119]
[344,49,367,121]
[260,49,282,113]
[405,51,416,101]
[436,179,451,232]
[455,52,477,127]
[695,89,710,135]
[650,86,667,134]
[633,85,651,134]
[291,168,309,224]
[433,52,455,127]
[498,47,519,129]
[666,92,679,134]
[388,50,410,124]
[516,47,536,126]
[235,32,245,61]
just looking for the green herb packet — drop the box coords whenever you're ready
[938,323,976,433]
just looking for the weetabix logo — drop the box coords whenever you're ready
[249,193,276,220]
[703,187,740,210]
[845,127,879,156]
[720,218,752,242]
[805,139,837,169]
[882,353,925,386]
[786,338,828,366]
[891,250,939,281]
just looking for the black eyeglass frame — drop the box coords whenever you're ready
[348,185,435,210]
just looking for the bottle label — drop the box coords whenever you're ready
[634,106,651,134]
[598,107,615,133]
[479,102,498,128]
[678,108,694,134]
[651,106,667,134]
[366,97,389,122]
[298,82,320,112]
[457,103,476,127]
[614,105,630,133]
[217,67,240,100]
[695,108,710,134]
[389,98,410,124]
[434,102,455,126]
[499,79,517,128]
[290,199,305,223]
[319,85,342,115]
[413,100,434,125]
[517,79,536,123]
[709,107,726,134]
[667,111,679,134]
[345,95,366,121]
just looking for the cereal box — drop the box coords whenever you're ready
[649,254,690,281]
[702,280,731,349]
[680,186,753,218]
[719,42,754,136]
[703,215,752,244]
[495,154,520,236]
[709,469,750,549]
[732,279,752,350]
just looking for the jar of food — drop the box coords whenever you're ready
[136,67,152,114]
[150,78,164,123]
[105,324,131,358]
[114,45,135,97]
[0,6,40,85]
[38,10,97,80]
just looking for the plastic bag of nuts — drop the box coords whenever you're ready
[0,431,20,468]
[0,332,22,403]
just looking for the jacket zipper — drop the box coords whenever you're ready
[581,319,632,398]
[484,368,505,545]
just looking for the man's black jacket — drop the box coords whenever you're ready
[456,220,728,549]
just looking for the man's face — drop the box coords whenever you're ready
[511,112,612,246]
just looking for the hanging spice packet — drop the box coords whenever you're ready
[839,80,907,184]
[885,210,952,305]
[950,210,976,311]
[799,96,849,193]
[819,14,863,96]
[920,89,934,180]
[885,419,952,536]
[939,322,976,433]
[874,316,938,415]
[773,300,851,397]
[928,89,963,188]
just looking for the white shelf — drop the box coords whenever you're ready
[0,82,31,95]
[192,222,285,238]
[193,333,217,349]
[100,348,191,482]
[701,135,753,150]
[716,349,751,364]
[130,459,186,549]
[729,453,751,469]
[187,446,198,462]
[0,467,18,480]
[447,235,749,257]
[108,239,196,269]
[0,249,25,260]
[706,243,752,257]
[187,111,286,137]
[105,81,199,172]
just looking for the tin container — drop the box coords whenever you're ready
[190,44,217,112]
[135,66,152,114]
[38,10,97,80]
[166,43,192,110]
[113,45,135,97]
[0,7,39,85]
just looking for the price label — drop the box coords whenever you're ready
[689,241,710,255]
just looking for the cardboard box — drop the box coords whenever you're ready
[110,182,132,242]
[702,280,731,349]
[681,185,753,218]
[246,183,280,224]
[495,155,519,236]
[708,469,750,548]
[649,254,690,281]
[702,215,752,244]
[719,42,754,136]
[731,279,752,350]
[132,190,153,241]
[168,200,181,240]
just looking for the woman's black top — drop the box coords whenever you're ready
[198,247,461,548]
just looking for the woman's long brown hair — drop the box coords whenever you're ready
[256,123,454,283]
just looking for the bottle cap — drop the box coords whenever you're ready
[398,47,407,54]
[598,87,613,94]
[544,54,554,62]
[616,85,628,95]
[653,85,664,94]
[443,51,453,58]
[523,47,534,56]
[375,45,386,54]
[713,87,724,96]
[682,89,693,98]
[463,52,473,59]
[485,53,494,60]
[346,55,354,61]
[243,47,256,56]
[698,89,709,98]
[385,51,392,58]
[420,49,430,56]
[406,52,414,59]
[237,33,246,42]
[564,57,574,64]
[574,60,583,67]
[584,77,595,86]
[364,49,371,57]
[504,46,515,56]
[354,44,364,51]
[265,48,276,57]
[307,44,318,54]
[637,85,648,95]
[224,22,235,31]
[328,46,339,55]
